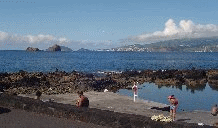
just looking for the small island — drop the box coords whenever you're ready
[46,44,61,51]
[45,44,73,52]
[26,47,40,52]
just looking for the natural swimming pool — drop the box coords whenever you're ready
[117,82,218,112]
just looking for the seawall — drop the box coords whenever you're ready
[0,93,212,128]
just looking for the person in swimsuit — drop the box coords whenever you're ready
[168,95,178,121]
[77,91,89,108]
[132,82,138,102]
[211,104,218,116]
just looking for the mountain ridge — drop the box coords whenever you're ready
[112,37,218,52]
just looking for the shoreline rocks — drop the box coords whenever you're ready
[0,69,218,95]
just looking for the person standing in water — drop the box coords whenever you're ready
[132,81,138,102]
[168,95,179,121]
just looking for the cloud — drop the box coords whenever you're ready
[58,37,68,43]
[0,31,114,50]
[123,19,218,43]
[0,33,57,43]
[0,31,9,40]
[25,34,55,43]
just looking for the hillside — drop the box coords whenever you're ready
[112,37,218,52]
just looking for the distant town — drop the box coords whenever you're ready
[97,37,218,52]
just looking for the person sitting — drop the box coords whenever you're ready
[211,104,218,116]
[76,91,89,108]
[35,90,42,100]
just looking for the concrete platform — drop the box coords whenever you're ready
[19,91,218,126]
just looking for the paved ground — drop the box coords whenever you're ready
[19,91,218,127]
[0,106,109,128]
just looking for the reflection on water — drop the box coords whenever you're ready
[156,83,207,94]
[117,82,218,112]
[208,83,218,91]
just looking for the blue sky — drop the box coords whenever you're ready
[0,0,218,50]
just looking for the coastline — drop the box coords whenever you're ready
[0,69,218,127]
[2,69,218,95]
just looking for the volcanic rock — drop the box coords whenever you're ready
[46,44,61,51]
[26,47,40,51]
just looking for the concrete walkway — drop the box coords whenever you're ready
[19,91,218,127]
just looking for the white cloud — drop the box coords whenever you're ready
[123,19,218,43]
[24,34,55,43]
[59,37,67,42]
[0,31,114,50]
[0,31,8,40]
[163,19,179,36]
[0,32,57,44]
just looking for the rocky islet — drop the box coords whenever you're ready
[26,47,40,52]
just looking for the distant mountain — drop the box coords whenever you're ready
[112,37,218,52]
[77,48,92,52]
[60,46,73,52]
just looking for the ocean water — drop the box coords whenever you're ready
[0,50,218,111]
[1,50,218,73]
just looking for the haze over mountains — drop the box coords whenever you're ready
[110,37,218,52]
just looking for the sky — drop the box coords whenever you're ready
[0,0,218,50]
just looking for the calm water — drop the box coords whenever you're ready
[0,50,218,111]
[117,82,218,112]
[1,51,218,73]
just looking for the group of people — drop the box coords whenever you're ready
[131,82,178,121]
[131,81,218,122]
[76,88,179,121]
[75,82,218,123]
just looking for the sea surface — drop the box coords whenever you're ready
[0,50,218,111]
[1,50,218,73]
